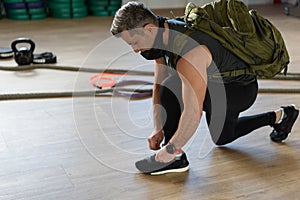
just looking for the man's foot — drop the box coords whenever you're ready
[135,152,190,175]
[270,104,299,142]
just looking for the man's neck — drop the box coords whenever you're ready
[162,22,169,47]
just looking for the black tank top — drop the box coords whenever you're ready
[164,19,256,84]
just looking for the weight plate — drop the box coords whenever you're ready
[5,8,28,15]
[47,0,69,3]
[88,2,109,7]
[48,0,70,2]
[25,0,44,2]
[90,10,109,16]
[28,8,46,14]
[47,1,86,9]
[72,3,86,8]
[110,11,117,16]
[3,0,24,3]
[4,2,26,9]
[107,5,120,12]
[7,14,30,20]
[31,13,47,20]
[88,6,106,11]
[33,52,57,64]
[50,8,71,15]
[27,1,45,8]
[109,0,121,6]
[71,0,86,3]
[73,6,87,12]
[73,12,88,18]
[47,2,70,9]
[50,9,87,18]
[0,47,13,58]
[49,7,87,14]
[88,0,109,6]
[48,0,85,3]
[50,11,71,18]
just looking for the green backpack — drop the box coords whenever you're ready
[173,0,289,78]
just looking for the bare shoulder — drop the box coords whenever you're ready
[180,45,211,67]
[177,45,211,77]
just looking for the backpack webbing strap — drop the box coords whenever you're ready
[208,68,255,79]
[172,28,195,67]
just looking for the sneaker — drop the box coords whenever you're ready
[270,104,299,142]
[135,152,190,175]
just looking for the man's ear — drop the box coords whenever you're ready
[143,24,157,35]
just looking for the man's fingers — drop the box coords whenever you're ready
[154,142,161,150]
[148,134,163,150]
[148,139,160,150]
[150,142,160,150]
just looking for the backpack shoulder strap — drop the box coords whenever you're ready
[172,28,195,67]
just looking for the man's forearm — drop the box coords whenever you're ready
[152,84,163,132]
[169,107,202,149]
[153,59,168,132]
[168,77,204,149]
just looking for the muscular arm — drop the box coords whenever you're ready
[169,45,212,149]
[147,58,168,150]
[152,58,168,132]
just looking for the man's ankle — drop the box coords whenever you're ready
[274,108,286,124]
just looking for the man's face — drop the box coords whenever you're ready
[120,26,157,53]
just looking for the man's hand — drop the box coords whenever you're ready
[155,146,176,163]
[148,130,164,150]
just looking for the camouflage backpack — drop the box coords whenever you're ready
[174,0,289,78]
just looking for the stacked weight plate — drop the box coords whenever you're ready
[107,0,121,16]
[4,0,47,20]
[47,0,88,19]
[88,0,121,16]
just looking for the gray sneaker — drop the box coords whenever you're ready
[135,152,190,175]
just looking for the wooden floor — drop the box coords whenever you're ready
[0,4,300,200]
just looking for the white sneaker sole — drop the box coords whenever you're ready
[150,165,190,175]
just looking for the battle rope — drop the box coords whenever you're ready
[0,87,153,101]
[0,64,300,101]
[0,64,154,75]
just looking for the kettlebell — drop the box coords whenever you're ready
[11,38,35,65]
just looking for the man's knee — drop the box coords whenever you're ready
[213,138,230,146]
[211,132,233,146]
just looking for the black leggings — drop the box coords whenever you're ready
[160,74,276,145]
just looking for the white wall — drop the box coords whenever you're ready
[122,0,273,8]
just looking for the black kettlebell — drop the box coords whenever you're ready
[11,38,35,65]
